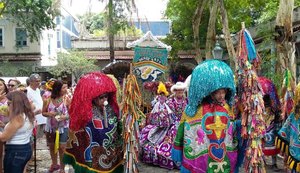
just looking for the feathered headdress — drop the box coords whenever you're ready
[69,72,119,131]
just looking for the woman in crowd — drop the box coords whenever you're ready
[0,78,8,173]
[7,78,21,92]
[42,78,56,100]
[172,60,238,173]
[63,72,123,172]
[42,80,69,173]
[0,91,34,172]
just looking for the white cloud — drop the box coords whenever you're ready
[69,0,168,20]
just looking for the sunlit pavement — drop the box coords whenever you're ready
[30,136,285,173]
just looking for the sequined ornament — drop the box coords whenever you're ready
[185,60,236,117]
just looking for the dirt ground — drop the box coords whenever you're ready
[28,136,285,173]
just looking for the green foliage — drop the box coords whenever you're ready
[79,13,105,33]
[164,0,208,58]
[260,51,283,91]
[257,1,279,23]
[258,31,283,90]
[0,0,58,42]
[0,61,33,77]
[164,0,279,57]
[102,0,132,36]
[93,29,106,37]
[92,25,142,37]
[49,51,98,82]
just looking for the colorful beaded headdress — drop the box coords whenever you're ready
[185,60,235,117]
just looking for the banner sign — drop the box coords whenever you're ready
[133,47,168,82]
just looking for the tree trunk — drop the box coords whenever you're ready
[219,0,236,69]
[192,0,208,63]
[108,0,115,62]
[205,0,219,59]
[275,0,295,80]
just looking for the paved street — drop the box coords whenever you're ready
[29,137,285,173]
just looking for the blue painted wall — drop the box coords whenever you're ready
[133,21,170,36]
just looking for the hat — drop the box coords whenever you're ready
[185,60,235,117]
[157,82,169,96]
[171,82,187,93]
[69,72,119,131]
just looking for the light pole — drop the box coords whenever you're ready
[212,41,223,60]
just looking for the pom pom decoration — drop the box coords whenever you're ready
[236,26,266,173]
[69,72,119,131]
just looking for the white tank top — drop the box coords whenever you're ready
[5,114,33,145]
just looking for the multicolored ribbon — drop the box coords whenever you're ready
[237,27,266,173]
[121,70,145,173]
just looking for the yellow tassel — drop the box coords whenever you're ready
[296,163,300,172]
[276,139,280,149]
[281,142,285,152]
[54,130,59,154]
[290,160,295,170]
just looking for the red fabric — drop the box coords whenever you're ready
[262,148,280,156]
[69,72,119,131]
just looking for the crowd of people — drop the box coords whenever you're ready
[0,59,299,173]
[0,74,73,173]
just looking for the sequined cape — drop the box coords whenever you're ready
[172,102,238,173]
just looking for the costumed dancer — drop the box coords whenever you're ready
[167,81,188,127]
[276,82,300,173]
[172,60,238,173]
[63,72,123,173]
[258,77,281,170]
[139,82,176,169]
[236,25,266,173]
